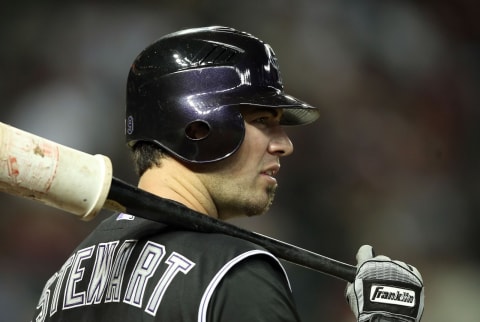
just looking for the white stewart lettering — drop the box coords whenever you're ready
[35,273,58,322]
[105,240,137,303]
[370,285,415,307]
[64,246,95,309]
[86,241,119,305]
[145,252,195,316]
[124,241,165,307]
[36,239,196,318]
[50,254,74,316]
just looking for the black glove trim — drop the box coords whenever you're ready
[369,313,414,322]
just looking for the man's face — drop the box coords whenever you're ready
[195,106,294,220]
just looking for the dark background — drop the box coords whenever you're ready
[1,1,479,321]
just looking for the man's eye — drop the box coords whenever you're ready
[255,117,269,124]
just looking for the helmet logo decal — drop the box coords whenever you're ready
[126,115,134,135]
[265,44,283,86]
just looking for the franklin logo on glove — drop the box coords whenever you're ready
[370,285,416,307]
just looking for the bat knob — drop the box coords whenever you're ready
[0,122,113,220]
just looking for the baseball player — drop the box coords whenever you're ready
[32,26,424,322]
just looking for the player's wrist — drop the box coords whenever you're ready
[362,313,414,322]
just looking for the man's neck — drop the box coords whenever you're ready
[137,158,218,218]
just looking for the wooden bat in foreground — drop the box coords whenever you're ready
[0,121,356,282]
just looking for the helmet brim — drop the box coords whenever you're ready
[198,86,320,125]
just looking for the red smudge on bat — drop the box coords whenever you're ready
[8,156,19,177]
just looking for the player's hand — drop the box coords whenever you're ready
[346,245,424,322]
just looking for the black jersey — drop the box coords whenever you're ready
[32,202,301,322]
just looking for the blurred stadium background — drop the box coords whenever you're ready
[1,0,479,321]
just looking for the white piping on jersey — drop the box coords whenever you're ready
[197,250,291,322]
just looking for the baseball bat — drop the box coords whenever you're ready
[0,121,356,282]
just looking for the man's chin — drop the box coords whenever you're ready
[247,188,276,217]
[218,186,277,219]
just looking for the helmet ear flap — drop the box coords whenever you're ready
[171,106,245,163]
[128,104,245,163]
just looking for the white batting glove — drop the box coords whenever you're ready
[346,245,424,322]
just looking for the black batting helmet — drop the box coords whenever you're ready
[126,26,319,163]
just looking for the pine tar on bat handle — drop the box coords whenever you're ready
[105,177,357,282]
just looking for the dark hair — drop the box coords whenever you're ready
[130,142,166,177]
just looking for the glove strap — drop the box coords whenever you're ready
[369,314,413,322]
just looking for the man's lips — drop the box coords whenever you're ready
[261,164,280,178]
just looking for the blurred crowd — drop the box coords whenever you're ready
[0,0,479,321]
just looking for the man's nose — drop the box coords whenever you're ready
[268,127,294,156]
